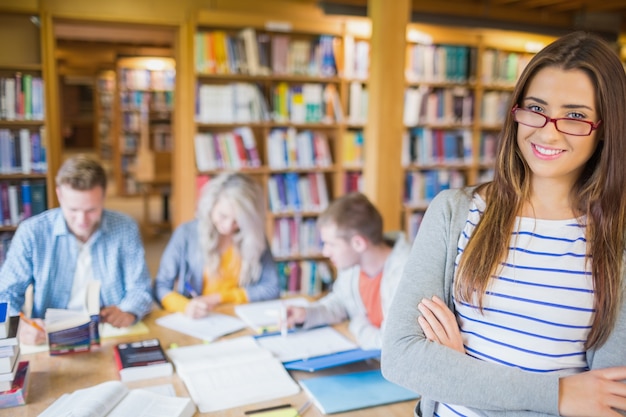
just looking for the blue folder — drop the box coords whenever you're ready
[283,348,381,372]
[299,369,419,414]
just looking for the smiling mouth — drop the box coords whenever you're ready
[533,143,564,156]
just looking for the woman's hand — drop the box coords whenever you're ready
[559,367,626,417]
[417,295,465,353]
[184,294,222,318]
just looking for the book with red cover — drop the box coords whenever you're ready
[0,361,30,409]
[113,338,173,382]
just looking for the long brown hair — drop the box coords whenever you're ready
[456,31,626,348]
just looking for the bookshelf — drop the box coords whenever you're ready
[401,26,557,240]
[0,12,50,268]
[342,32,369,194]
[113,56,175,196]
[191,12,350,295]
[94,70,115,172]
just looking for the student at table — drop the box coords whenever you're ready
[286,192,410,349]
[0,155,153,345]
[154,172,279,318]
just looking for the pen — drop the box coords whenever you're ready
[296,401,312,416]
[280,302,288,338]
[184,282,198,297]
[19,312,45,333]
[244,403,292,415]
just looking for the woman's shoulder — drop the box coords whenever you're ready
[431,186,476,209]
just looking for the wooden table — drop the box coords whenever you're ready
[10,308,418,417]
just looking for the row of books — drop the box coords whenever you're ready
[480,132,499,164]
[482,49,533,86]
[267,128,332,169]
[267,172,330,214]
[404,169,466,205]
[405,44,477,83]
[272,82,343,124]
[0,74,45,121]
[402,127,473,166]
[0,180,48,227]
[0,305,29,410]
[271,216,322,258]
[0,233,11,269]
[195,29,339,78]
[343,36,370,80]
[151,123,172,152]
[195,82,269,124]
[342,130,364,167]
[344,171,364,193]
[194,127,260,171]
[278,260,333,296]
[347,81,368,125]
[0,128,47,174]
[119,90,174,112]
[481,90,513,125]
[118,68,175,91]
[406,211,425,241]
[403,85,474,127]
[197,82,343,125]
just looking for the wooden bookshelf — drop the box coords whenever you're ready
[0,11,53,268]
[94,70,115,171]
[113,56,175,196]
[189,10,354,295]
[400,25,558,241]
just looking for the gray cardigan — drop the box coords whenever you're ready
[381,187,626,417]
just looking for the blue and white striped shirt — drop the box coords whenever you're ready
[435,195,594,417]
[0,208,153,321]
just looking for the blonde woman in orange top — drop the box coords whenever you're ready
[154,173,280,318]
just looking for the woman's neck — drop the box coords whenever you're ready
[522,177,576,220]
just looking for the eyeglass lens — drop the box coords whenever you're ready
[514,109,594,136]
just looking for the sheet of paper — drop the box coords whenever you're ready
[155,312,245,341]
[234,297,310,332]
[255,326,358,362]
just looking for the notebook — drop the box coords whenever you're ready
[299,369,419,414]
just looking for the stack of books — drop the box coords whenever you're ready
[0,302,30,409]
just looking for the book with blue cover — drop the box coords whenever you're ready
[0,302,8,339]
[299,369,419,414]
[283,348,381,372]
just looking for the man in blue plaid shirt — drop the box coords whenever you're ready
[0,155,153,345]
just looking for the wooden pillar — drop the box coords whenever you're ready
[40,11,62,207]
[363,0,410,232]
[171,17,197,227]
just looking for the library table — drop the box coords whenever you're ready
[10,307,418,417]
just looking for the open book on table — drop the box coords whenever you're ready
[166,336,300,413]
[38,380,196,417]
[44,280,101,355]
[234,297,310,333]
[155,311,245,341]
[255,325,381,372]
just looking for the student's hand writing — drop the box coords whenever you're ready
[417,296,465,353]
[559,367,626,417]
[184,294,222,319]
[18,317,46,345]
[100,306,136,328]
[286,306,306,328]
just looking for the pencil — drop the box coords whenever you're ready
[19,312,45,333]
[244,403,292,415]
[296,401,312,416]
